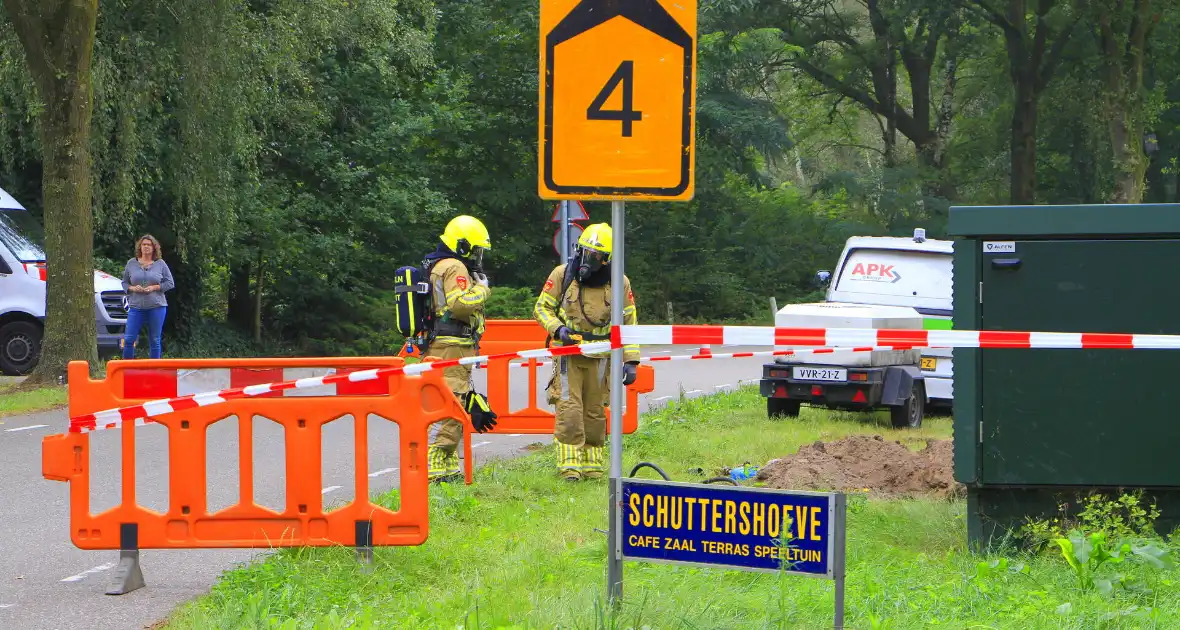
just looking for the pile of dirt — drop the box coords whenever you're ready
[754,435,963,499]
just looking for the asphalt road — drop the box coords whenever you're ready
[0,344,770,630]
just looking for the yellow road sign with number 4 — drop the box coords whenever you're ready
[538,0,697,202]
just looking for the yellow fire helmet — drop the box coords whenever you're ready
[440,215,492,262]
[577,222,612,257]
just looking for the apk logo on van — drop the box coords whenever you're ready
[848,262,901,284]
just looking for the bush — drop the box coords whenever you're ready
[483,286,537,319]
[164,319,297,359]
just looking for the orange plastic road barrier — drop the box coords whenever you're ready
[477,319,654,435]
[42,356,472,594]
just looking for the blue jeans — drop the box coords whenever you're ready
[122,306,167,359]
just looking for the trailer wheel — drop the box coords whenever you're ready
[0,320,42,376]
[767,398,801,419]
[890,380,924,429]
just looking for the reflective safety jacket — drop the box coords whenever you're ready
[534,264,639,362]
[429,257,489,346]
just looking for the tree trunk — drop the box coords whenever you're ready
[1099,0,1153,203]
[227,262,254,331]
[3,0,100,383]
[1010,76,1039,204]
[932,54,959,199]
[252,255,265,344]
[1108,107,1147,203]
[964,0,1075,204]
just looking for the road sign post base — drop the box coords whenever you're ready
[356,520,375,569]
[105,549,145,596]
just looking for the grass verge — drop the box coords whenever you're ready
[163,388,1180,629]
[0,382,67,417]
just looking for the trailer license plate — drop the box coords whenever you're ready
[794,367,846,382]
[920,357,937,370]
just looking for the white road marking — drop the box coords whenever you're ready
[321,486,342,494]
[368,468,397,478]
[473,441,491,448]
[714,384,732,389]
[686,390,703,395]
[652,396,672,402]
[0,604,14,608]
[5,424,48,432]
[509,434,523,437]
[61,562,117,583]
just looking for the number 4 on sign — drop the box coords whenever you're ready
[588,61,641,137]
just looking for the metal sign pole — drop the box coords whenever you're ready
[560,200,571,261]
[833,492,847,629]
[607,199,625,606]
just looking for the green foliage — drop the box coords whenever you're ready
[161,389,1180,629]
[164,319,296,360]
[0,383,66,416]
[1052,530,1175,595]
[1014,492,1178,601]
[483,286,538,320]
[5,0,1180,360]
[1020,491,1167,553]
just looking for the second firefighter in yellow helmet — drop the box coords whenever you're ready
[425,214,492,483]
[533,222,639,481]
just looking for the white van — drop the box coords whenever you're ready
[0,187,127,375]
[759,228,953,427]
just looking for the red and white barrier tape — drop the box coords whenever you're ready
[70,322,1180,434]
[614,325,1180,350]
[478,344,930,369]
[70,342,614,433]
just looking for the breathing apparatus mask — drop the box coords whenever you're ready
[454,238,486,273]
[575,245,608,282]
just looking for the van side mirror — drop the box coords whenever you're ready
[0,258,11,275]
[813,270,831,288]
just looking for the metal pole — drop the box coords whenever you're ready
[833,493,847,629]
[560,200,571,261]
[607,199,625,607]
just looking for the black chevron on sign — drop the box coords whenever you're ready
[546,0,691,48]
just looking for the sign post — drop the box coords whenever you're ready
[538,0,698,607]
[617,478,847,628]
[607,200,625,601]
[551,200,589,260]
[560,201,570,260]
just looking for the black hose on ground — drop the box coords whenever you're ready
[628,462,671,480]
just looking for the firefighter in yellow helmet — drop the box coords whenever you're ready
[534,223,639,481]
[425,215,492,483]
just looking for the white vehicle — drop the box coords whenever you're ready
[0,187,128,375]
[759,228,953,428]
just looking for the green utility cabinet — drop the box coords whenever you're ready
[949,204,1180,546]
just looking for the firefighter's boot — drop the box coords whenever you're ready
[581,445,605,479]
[556,441,582,481]
[428,445,461,483]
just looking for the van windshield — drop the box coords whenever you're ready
[833,248,952,301]
[0,209,47,263]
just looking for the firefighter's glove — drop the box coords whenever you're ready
[462,391,498,433]
[622,361,638,386]
[557,326,576,345]
[472,271,489,289]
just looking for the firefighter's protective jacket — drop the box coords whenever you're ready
[430,257,489,345]
[533,264,639,362]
